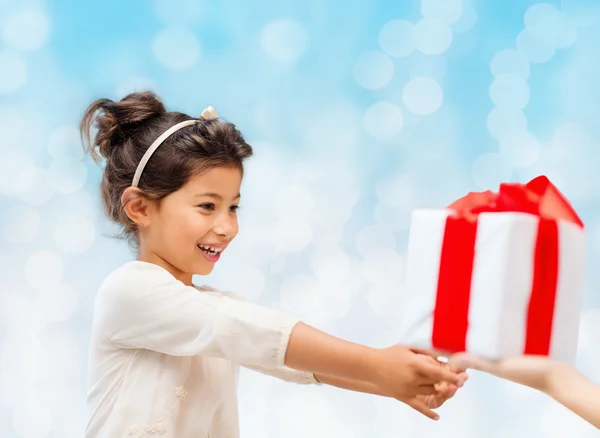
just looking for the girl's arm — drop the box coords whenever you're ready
[451,354,600,429]
[314,374,382,395]
[284,322,464,420]
[101,265,463,419]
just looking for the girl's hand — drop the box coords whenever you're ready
[372,346,467,419]
[449,353,561,393]
[412,356,468,416]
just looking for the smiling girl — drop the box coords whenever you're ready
[81,92,466,437]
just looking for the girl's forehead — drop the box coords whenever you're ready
[183,167,243,193]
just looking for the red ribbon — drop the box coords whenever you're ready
[431,176,583,355]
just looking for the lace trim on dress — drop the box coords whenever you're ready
[128,386,188,436]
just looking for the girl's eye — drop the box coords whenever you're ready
[230,205,240,213]
[198,203,215,211]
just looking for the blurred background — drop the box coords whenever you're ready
[1,0,599,436]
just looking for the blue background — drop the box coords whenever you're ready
[1,0,599,436]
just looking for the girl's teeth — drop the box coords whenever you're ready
[199,245,221,256]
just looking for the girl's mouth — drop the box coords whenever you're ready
[197,244,224,262]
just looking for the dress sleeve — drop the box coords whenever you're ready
[96,265,301,369]
[244,364,320,385]
[204,287,321,385]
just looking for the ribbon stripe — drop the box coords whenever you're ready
[431,216,477,353]
[524,219,559,355]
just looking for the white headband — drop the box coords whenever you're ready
[131,106,219,187]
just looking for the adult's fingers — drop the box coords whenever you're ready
[449,353,496,373]
[418,360,464,385]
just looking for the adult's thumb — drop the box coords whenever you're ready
[449,353,495,373]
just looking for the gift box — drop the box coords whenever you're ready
[399,176,586,362]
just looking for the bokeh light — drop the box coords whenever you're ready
[1,7,51,52]
[402,76,443,115]
[260,18,309,63]
[363,102,404,140]
[354,51,394,90]
[378,19,415,58]
[152,28,201,70]
[413,18,453,55]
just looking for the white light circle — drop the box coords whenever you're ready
[516,29,555,63]
[421,0,463,24]
[310,247,350,282]
[353,51,394,90]
[54,215,96,254]
[407,52,447,80]
[412,18,453,55]
[280,274,317,315]
[361,249,403,287]
[490,49,530,79]
[453,0,478,34]
[1,8,51,51]
[375,173,414,209]
[524,3,577,49]
[260,18,309,63]
[0,151,37,196]
[236,226,278,266]
[272,185,315,220]
[402,76,443,115]
[499,131,541,168]
[12,403,53,438]
[1,204,40,244]
[24,251,64,289]
[378,19,415,57]
[486,107,528,142]
[152,28,201,71]
[152,0,204,25]
[363,102,404,140]
[271,218,313,252]
[19,167,55,206]
[490,74,530,109]
[49,159,87,194]
[355,225,396,255]
[0,105,27,148]
[37,283,79,323]
[220,264,266,301]
[373,203,412,231]
[552,122,592,158]
[472,152,512,190]
[0,51,27,94]
[48,125,85,160]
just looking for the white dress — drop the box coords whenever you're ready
[85,261,318,438]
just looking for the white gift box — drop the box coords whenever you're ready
[399,208,586,362]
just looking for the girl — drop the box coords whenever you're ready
[450,354,600,429]
[81,92,466,438]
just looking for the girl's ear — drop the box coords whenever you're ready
[122,187,152,228]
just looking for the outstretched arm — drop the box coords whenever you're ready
[451,354,600,429]
[546,365,600,429]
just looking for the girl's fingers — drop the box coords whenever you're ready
[406,399,440,421]
[416,384,437,395]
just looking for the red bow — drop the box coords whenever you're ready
[446,176,583,228]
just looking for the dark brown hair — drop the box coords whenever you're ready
[80,91,252,243]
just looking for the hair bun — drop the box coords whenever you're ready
[80,91,166,162]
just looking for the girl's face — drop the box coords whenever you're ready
[138,166,242,284]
